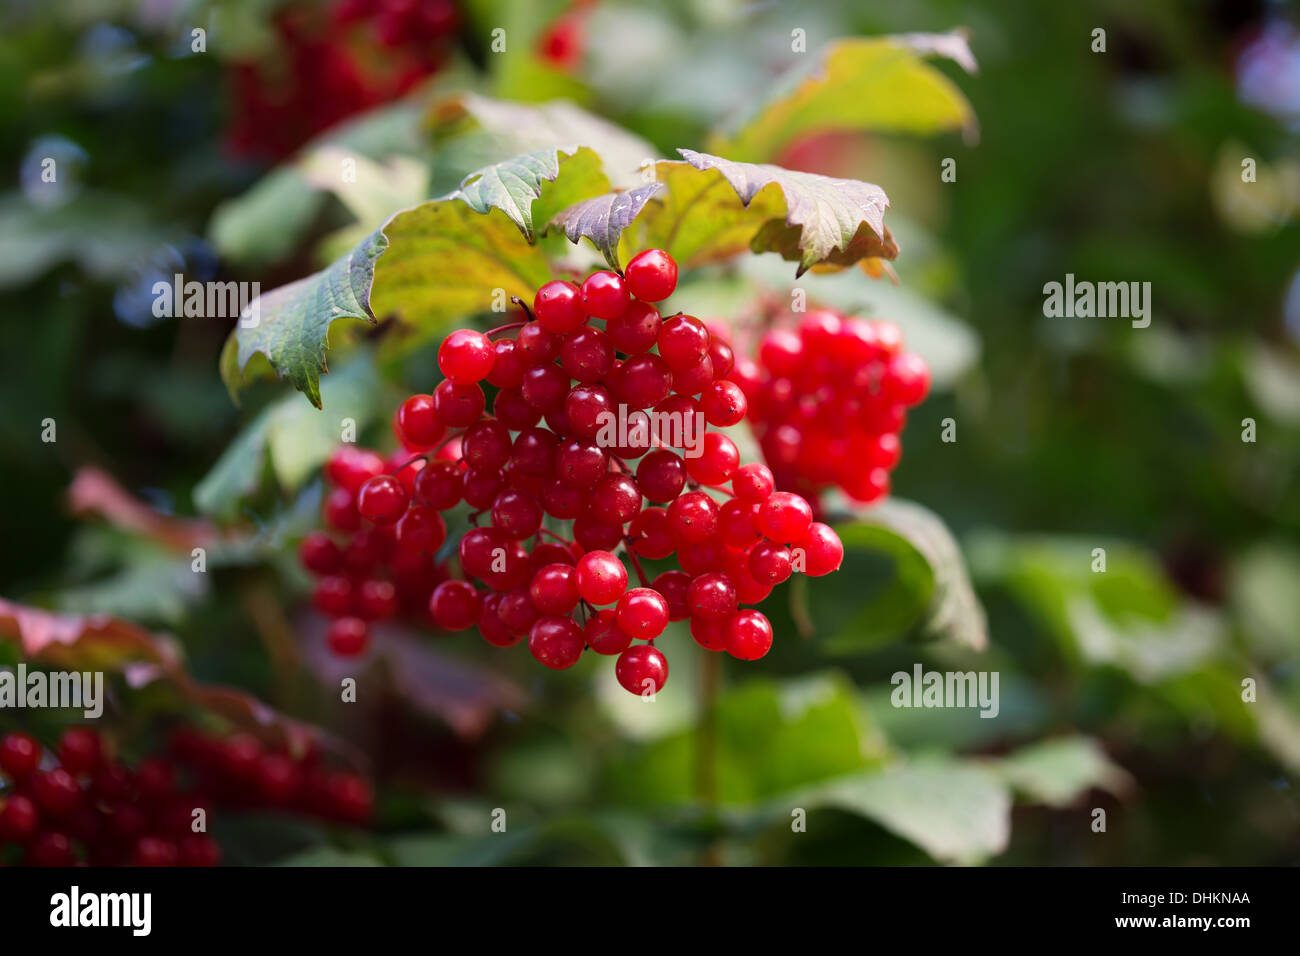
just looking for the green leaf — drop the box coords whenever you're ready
[429,92,656,189]
[821,498,987,654]
[680,149,896,274]
[0,193,171,288]
[444,145,609,241]
[299,148,428,231]
[783,760,1009,865]
[272,847,384,867]
[367,200,552,353]
[621,152,897,276]
[710,32,979,163]
[209,98,431,266]
[549,181,663,268]
[966,533,1224,679]
[55,553,208,627]
[196,355,381,519]
[606,673,883,807]
[1229,542,1300,661]
[990,736,1133,807]
[231,229,387,409]
[208,166,326,270]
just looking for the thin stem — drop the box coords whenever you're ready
[622,537,650,587]
[394,452,429,474]
[697,646,723,866]
[509,297,536,322]
[487,320,527,337]
[538,527,572,544]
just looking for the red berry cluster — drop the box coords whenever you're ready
[729,309,930,504]
[300,442,459,657]
[536,1,593,71]
[227,0,458,161]
[0,727,371,867]
[302,249,845,695]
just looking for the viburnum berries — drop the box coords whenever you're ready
[731,308,930,504]
[296,249,843,693]
[0,726,371,867]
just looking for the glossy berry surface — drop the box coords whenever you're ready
[293,249,843,692]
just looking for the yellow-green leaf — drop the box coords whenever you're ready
[710,32,979,163]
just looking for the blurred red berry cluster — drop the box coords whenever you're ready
[730,309,930,505]
[0,726,371,866]
[227,0,459,160]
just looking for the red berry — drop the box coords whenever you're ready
[731,463,774,503]
[882,352,931,406]
[397,393,446,447]
[612,354,673,408]
[749,539,793,585]
[492,488,544,539]
[325,446,385,492]
[56,728,102,775]
[607,301,661,354]
[584,608,631,655]
[299,531,342,574]
[561,327,614,382]
[624,248,678,302]
[615,588,669,640]
[581,270,631,320]
[615,644,668,695]
[356,579,399,619]
[0,731,42,778]
[26,831,75,866]
[650,569,691,620]
[665,491,719,543]
[530,563,580,615]
[725,609,773,660]
[686,571,738,620]
[488,338,529,388]
[179,834,222,867]
[433,379,486,427]
[133,836,180,867]
[587,473,642,526]
[534,280,587,333]
[517,321,564,364]
[686,432,739,486]
[324,486,362,532]
[438,329,496,383]
[628,507,675,559]
[0,794,39,842]
[528,616,586,669]
[429,580,482,630]
[357,475,409,524]
[656,314,709,370]
[414,459,463,510]
[700,379,747,426]
[690,616,728,651]
[313,575,353,616]
[478,593,520,647]
[327,616,368,655]
[718,498,761,549]
[793,522,844,576]
[575,550,628,605]
[636,450,687,502]
[31,768,82,817]
[757,491,814,542]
